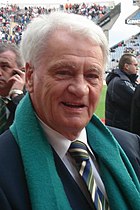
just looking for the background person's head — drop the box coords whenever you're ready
[119,53,139,75]
[0,43,24,96]
[20,12,109,140]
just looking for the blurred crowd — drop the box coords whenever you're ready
[0,2,110,45]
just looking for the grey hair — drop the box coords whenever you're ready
[20,12,109,68]
[0,42,24,68]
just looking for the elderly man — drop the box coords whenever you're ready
[0,43,25,134]
[0,12,139,210]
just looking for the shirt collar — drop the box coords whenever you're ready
[38,117,87,159]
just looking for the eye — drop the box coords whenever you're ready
[56,70,71,75]
[1,63,10,71]
[2,65,9,70]
[84,69,102,85]
[55,69,73,79]
[85,73,99,79]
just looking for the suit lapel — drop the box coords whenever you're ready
[53,149,95,210]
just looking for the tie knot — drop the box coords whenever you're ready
[69,140,89,163]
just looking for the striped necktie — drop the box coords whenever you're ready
[0,98,7,134]
[68,140,110,210]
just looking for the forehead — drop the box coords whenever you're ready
[0,50,17,68]
[42,30,104,67]
[48,29,98,50]
[131,57,138,63]
[0,50,16,63]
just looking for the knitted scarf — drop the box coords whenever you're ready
[10,93,140,210]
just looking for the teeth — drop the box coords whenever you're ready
[67,103,79,106]
[63,102,84,108]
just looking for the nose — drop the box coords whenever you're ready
[68,76,89,97]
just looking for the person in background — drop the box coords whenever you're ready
[0,12,139,210]
[130,83,140,135]
[105,53,139,132]
[0,43,25,134]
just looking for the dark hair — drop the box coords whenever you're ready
[119,53,136,70]
[0,43,24,68]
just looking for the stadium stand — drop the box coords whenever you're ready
[0,1,120,46]
[1,1,140,76]
[108,0,140,74]
[97,2,121,40]
[109,32,140,71]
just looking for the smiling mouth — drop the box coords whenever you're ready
[62,102,86,108]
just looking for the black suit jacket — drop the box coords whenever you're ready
[2,94,24,132]
[0,127,139,210]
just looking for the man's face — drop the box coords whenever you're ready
[127,57,139,75]
[27,30,104,139]
[0,50,18,96]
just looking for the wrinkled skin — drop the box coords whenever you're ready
[26,30,104,140]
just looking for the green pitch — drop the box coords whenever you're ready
[95,85,107,120]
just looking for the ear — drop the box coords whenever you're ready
[124,63,129,71]
[124,63,130,73]
[25,63,34,93]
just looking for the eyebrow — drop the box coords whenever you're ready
[89,65,102,71]
[48,61,76,72]
[48,60,103,74]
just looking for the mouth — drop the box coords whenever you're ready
[62,102,86,108]
[0,78,5,82]
[0,79,5,84]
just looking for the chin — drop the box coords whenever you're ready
[61,116,89,130]
[69,121,86,131]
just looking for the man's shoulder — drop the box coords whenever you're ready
[0,130,20,163]
[0,130,31,209]
[0,129,17,148]
[107,126,140,181]
[107,126,140,145]
[107,126,140,152]
[106,69,129,87]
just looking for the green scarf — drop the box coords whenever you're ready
[10,93,140,210]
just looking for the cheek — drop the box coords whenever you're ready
[38,81,57,107]
[4,72,12,80]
